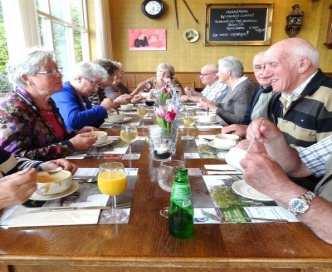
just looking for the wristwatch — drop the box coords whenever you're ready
[288,191,316,216]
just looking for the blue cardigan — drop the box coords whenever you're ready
[52,82,107,132]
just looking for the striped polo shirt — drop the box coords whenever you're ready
[268,69,332,147]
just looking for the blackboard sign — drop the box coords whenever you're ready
[206,4,273,45]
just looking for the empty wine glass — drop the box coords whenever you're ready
[157,160,185,218]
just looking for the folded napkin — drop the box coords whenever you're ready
[0,205,101,228]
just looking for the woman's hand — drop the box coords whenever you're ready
[39,159,77,174]
[69,132,97,151]
[0,169,37,209]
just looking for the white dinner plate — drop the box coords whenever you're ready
[93,136,114,147]
[106,115,132,124]
[208,140,236,150]
[30,181,79,201]
[231,180,273,202]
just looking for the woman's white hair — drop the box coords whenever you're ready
[8,48,55,88]
[156,63,175,78]
[72,61,108,81]
[218,56,244,78]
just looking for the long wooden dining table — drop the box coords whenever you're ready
[0,126,332,272]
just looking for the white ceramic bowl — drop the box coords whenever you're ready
[36,170,73,195]
[224,147,247,171]
[120,104,134,111]
[93,131,108,145]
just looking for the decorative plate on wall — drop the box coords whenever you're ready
[183,29,199,43]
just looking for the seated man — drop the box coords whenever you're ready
[222,51,273,137]
[264,38,332,147]
[241,118,332,244]
[0,148,76,210]
[200,56,256,124]
[181,64,228,103]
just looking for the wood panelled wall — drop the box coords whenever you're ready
[93,0,332,73]
[122,72,332,91]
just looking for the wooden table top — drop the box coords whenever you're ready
[1,127,332,272]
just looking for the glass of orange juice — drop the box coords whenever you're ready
[98,162,127,220]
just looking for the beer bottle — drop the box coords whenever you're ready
[168,168,193,238]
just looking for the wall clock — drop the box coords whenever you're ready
[141,0,165,19]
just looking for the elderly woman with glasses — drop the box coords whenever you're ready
[130,63,183,103]
[52,61,118,132]
[0,48,97,161]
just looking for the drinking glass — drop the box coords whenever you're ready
[183,109,195,140]
[97,162,128,221]
[137,104,147,119]
[120,124,138,165]
[158,160,185,218]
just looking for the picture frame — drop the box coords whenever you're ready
[205,3,273,46]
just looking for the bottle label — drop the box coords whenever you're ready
[171,183,191,201]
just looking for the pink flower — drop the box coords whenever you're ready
[165,110,176,122]
[155,106,166,118]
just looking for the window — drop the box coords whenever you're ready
[35,0,90,79]
[0,1,10,94]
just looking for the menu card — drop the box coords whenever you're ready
[202,175,298,223]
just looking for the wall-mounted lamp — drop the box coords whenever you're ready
[285,4,304,37]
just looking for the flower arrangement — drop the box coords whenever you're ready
[155,105,177,134]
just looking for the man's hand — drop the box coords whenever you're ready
[69,132,97,151]
[240,152,301,201]
[0,169,37,209]
[246,118,282,143]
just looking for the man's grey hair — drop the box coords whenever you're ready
[8,48,55,88]
[218,56,243,78]
[156,63,175,78]
[72,61,108,81]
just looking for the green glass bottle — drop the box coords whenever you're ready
[168,168,193,239]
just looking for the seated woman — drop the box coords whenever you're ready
[0,147,76,210]
[130,63,183,102]
[52,61,120,132]
[88,59,131,106]
[0,48,97,161]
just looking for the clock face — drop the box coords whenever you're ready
[142,0,164,19]
[145,1,162,15]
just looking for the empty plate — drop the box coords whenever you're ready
[231,180,273,202]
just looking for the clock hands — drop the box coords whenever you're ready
[182,0,199,25]
[174,0,179,29]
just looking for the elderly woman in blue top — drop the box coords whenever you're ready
[52,62,114,132]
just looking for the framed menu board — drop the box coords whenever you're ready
[205,4,273,46]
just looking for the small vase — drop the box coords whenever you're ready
[149,125,178,161]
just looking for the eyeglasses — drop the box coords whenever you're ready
[199,72,217,77]
[85,78,100,86]
[36,67,62,76]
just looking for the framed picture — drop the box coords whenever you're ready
[205,4,273,46]
[128,28,166,51]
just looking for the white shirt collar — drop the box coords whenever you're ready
[282,71,318,101]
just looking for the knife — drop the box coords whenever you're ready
[26,203,131,213]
